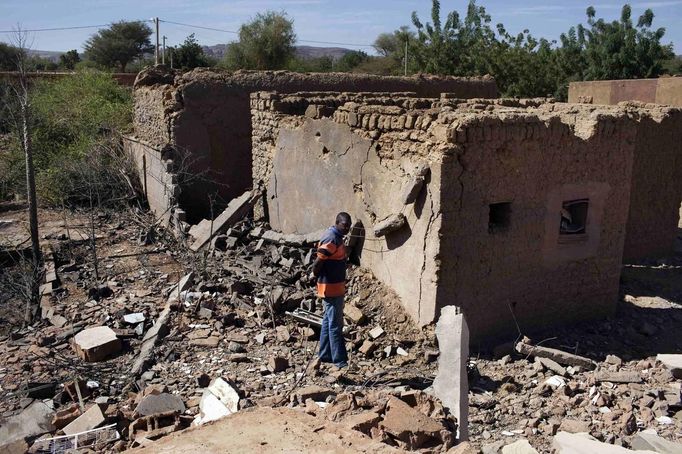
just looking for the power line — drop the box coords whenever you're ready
[0,18,376,49]
[160,19,375,48]
[0,22,150,34]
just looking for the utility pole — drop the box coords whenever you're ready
[154,17,159,65]
[404,38,408,76]
[170,48,173,69]
[162,35,166,65]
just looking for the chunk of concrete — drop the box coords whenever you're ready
[190,191,259,251]
[207,378,240,413]
[344,304,365,324]
[368,326,385,339]
[0,400,55,448]
[380,397,444,449]
[631,430,682,453]
[72,326,121,362]
[193,378,240,426]
[552,432,657,454]
[296,385,336,403]
[136,393,186,416]
[502,439,539,454]
[432,306,469,440]
[656,354,682,379]
[373,213,407,237]
[516,342,596,370]
[62,403,105,436]
[123,312,145,324]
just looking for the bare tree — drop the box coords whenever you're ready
[2,27,41,322]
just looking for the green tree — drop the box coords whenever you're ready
[83,21,153,72]
[581,5,674,80]
[222,11,296,70]
[335,51,370,72]
[171,34,214,69]
[59,50,81,70]
[0,43,24,70]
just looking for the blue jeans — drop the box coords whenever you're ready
[318,296,348,368]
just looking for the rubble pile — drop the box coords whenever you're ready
[1,206,682,453]
[0,209,441,453]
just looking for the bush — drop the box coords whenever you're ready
[0,70,132,204]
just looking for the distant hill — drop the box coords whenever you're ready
[26,49,64,63]
[202,44,353,62]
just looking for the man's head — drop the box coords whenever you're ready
[335,212,352,235]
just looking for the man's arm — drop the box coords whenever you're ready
[312,257,323,277]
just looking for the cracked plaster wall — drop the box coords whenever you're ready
[252,94,682,341]
[131,68,497,223]
[252,92,449,325]
[437,105,639,343]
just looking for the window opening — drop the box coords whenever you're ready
[489,202,511,233]
[560,199,589,235]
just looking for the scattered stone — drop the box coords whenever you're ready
[123,312,145,324]
[268,356,289,373]
[515,342,596,370]
[605,354,623,366]
[136,393,186,416]
[380,397,445,450]
[559,418,590,434]
[0,400,55,449]
[656,354,682,379]
[594,371,642,383]
[344,410,382,433]
[552,431,657,453]
[631,430,682,453]
[369,326,385,339]
[72,326,122,362]
[359,340,376,356]
[344,304,365,324]
[501,439,539,454]
[296,386,336,403]
[62,404,105,436]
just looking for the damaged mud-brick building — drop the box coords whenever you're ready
[250,93,682,341]
[125,68,497,226]
[127,67,682,342]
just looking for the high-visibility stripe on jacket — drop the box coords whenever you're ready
[316,227,347,298]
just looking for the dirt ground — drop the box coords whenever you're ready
[129,406,402,454]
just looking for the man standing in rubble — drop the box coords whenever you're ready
[312,212,352,369]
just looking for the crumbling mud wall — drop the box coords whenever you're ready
[624,105,682,262]
[123,137,182,227]
[253,94,681,342]
[569,78,682,107]
[252,92,446,324]
[130,67,498,223]
[435,102,640,342]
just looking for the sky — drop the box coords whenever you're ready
[0,0,680,55]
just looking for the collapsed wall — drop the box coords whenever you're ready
[128,67,498,224]
[253,93,679,341]
[252,92,447,324]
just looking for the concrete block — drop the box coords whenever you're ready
[62,404,105,436]
[344,304,365,324]
[552,432,657,454]
[0,400,55,448]
[631,430,682,454]
[207,378,240,413]
[72,326,121,362]
[432,306,469,440]
[656,354,682,379]
[190,191,259,251]
[136,393,186,416]
[380,397,443,450]
[502,439,539,454]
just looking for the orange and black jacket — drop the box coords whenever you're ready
[316,226,347,298]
